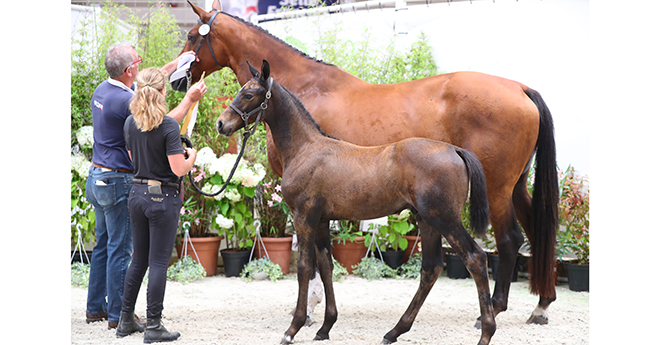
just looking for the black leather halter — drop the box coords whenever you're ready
[192,9,224,70]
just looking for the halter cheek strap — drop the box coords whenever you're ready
[193,9,224,70]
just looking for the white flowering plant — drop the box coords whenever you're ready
[190,147,266,250]
[71,126,96,247]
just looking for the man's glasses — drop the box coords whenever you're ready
[124,57,142,72]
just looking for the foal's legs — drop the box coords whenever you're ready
[282,219,316,345]
[382,220,443,344]
[313,221,338,341]
[439,219,495,345]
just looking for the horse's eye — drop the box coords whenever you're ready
[187,35,194,42]
[245,94,253,100]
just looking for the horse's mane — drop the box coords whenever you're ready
[279,83,339,141]
[222,12,335,68]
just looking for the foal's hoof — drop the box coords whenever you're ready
[313,332,329,341]
[526,313,549,325]
[474,317,482,330]
[380,337,396,345]
[280,335,294,345]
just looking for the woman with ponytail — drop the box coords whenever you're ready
[119,67,206,343]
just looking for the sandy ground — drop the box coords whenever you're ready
[71,271,589,345]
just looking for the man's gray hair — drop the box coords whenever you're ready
[104,43,136,79]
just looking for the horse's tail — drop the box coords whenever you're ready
[525,88,559,297]
[455,148,490,237]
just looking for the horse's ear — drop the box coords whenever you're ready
[188,0,207,17]
[261,60,270,82]
[247,60,259,77]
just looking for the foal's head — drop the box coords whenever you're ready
[216,60,271,137]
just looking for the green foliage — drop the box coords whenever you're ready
[167,255,207,284]
[240,257,285,282]
[331,220,363,245]
[310,28,438,84]
[352,256,398,281]
[364,210,414,252]
[556,165,589,264]
[332,257,349,282]
[397,253,423,280]
[71,262,91,288]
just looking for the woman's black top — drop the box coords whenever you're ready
[123,115,184,184]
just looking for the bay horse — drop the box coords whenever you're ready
[218,59,495,345]
[182,2,558,326]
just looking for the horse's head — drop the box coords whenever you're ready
[217,60,271,137]
[179,1,227,84]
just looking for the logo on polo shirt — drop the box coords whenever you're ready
[94,100,103,110]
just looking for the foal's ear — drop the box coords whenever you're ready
[247,60,259,77]
[261,60,270,82]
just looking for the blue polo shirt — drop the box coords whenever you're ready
[90,79,135,172]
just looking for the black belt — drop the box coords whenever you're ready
[133,178,180,189]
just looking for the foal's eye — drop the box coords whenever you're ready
[245,94,253,100]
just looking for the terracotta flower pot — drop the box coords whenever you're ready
[254,235,293,274]
[402,235,422,263]
[331,236,368,274]
[176,236,222,277]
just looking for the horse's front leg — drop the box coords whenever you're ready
[382,222,443,344]
[282,223,315,345]
[313,221,337,341]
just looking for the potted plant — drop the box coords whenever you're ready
[364,210,415,269]
[556,165,589,291]
[252,175,294,274]
[193,147,266,277]
[175,194,223,277]
[331,220,367,274]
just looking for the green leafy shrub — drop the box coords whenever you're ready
[397,253,422,280]
[167,256,207,284]
[332,257,349,282]
[71,262,91,288]
[240,257,285,282]
[352,256,398,281]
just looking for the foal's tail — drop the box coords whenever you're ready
[525,88,559,297]
[455,148,490,237]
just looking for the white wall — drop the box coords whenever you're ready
[256,0,590,176]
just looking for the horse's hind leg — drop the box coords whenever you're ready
[313,221,337,341]
[440,219,496,345]
[512,174,556,324]
[382,220,443,344]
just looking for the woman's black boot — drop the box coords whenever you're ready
[144,316,180,344]
[116,310,145,337]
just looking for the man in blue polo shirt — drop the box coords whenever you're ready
[85,43,205,330]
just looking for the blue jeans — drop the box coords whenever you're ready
[85,166,133,323]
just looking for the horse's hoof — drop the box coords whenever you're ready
[305,316,314,327]
[280,335,294,345]
[381,337,396,345]
[313,332,329,341]
[526,313,549,325]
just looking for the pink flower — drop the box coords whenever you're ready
[275,184,282,192]
[194,170,206,183]
[271,193,282,203]
[268,200,274,207]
